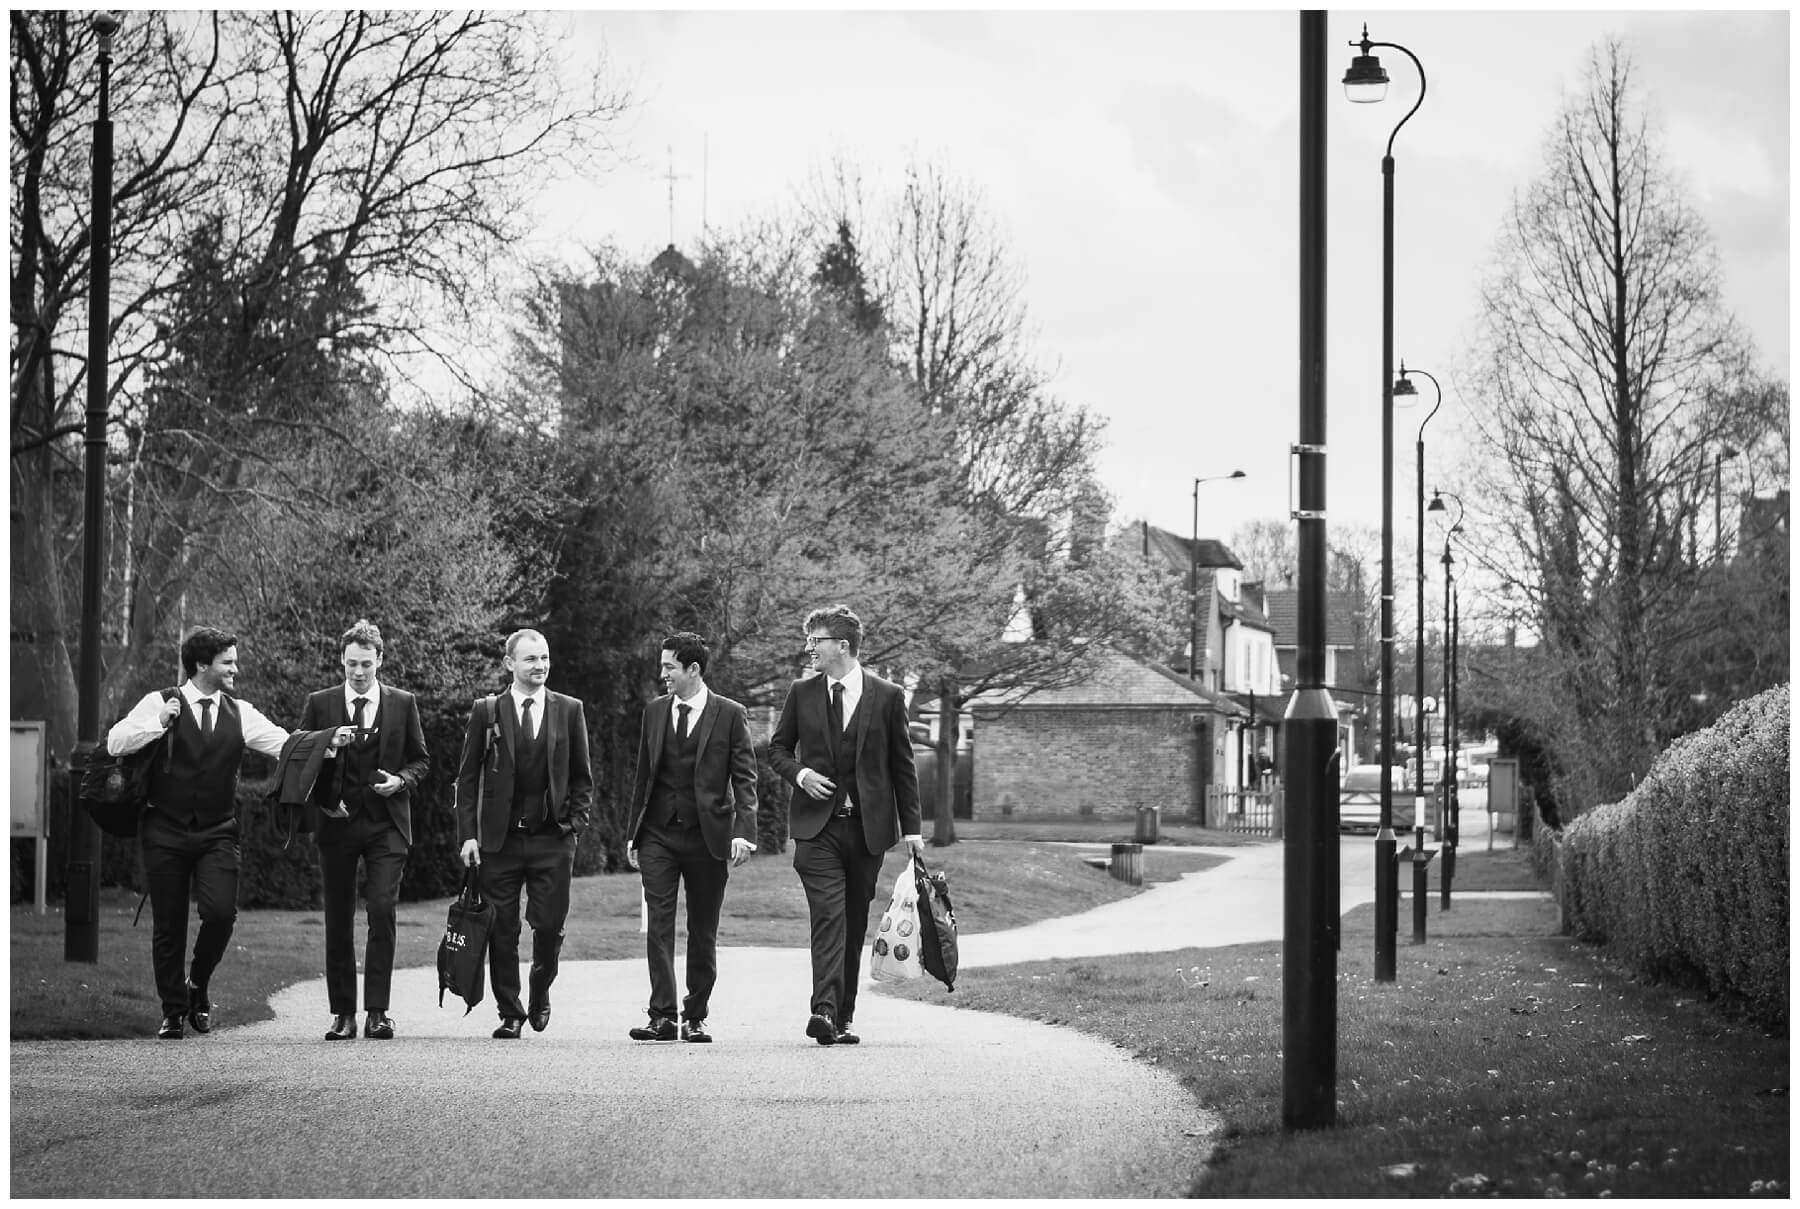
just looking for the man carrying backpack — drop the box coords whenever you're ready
[107,625,346,1039]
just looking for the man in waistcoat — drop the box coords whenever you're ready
[107,625,336,1039]
[455,629,593,1040]
[624,632,758,1043]
[299,619,431,1042]
[768,604,923,1046]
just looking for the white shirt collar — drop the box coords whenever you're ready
[511,685,545,709]
[182,681,220,705]
[672,682,709,722]
[827,663,862,691]
[344,681,381,714]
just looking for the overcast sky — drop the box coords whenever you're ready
[526,9,1789,551]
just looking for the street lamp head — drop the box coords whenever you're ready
[1344,26,1389,102]
[90,11,121,51]
[1427,490,1445,513]
[1392,368,1419,406]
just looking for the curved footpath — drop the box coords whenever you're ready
[12,838,1384,1199]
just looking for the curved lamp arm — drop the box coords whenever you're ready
[1401,366,1442,442]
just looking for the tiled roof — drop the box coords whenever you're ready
[966,645,1245,715]
[1219,590,1274,632]
[1134,522,1243,573]
[1263,588,1359,648]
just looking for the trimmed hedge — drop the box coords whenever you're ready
[1555,684,1788,1027]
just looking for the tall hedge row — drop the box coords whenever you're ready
[1555,683,1788,1027]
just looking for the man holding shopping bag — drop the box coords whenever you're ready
[769,605,923,1046]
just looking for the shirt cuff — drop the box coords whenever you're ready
[902,834,923,844]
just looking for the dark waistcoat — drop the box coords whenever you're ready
[147,697,245,825]
[649,708,701,828]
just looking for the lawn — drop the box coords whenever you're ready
[10,837,1220,1040]
[877,894,1789,1198]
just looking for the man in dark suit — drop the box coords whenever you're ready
[624,632,759,1044]
[769,604,923,1046]
[107,625,332,1039]
[455,628,593,1040]
[299,619,431,1042]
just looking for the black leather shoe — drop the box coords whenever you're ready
[492,1018,524,1040]
[157,1014,184,1040]
[364,1011,395,1040]
[325,1014,357,1041]
[185,980,211,1034]
[833,1023,861,1045]
[805,1013,837,1046]
[629,1016,678,1042]
[528,1005,551,1033]
[681,1019,712,1043]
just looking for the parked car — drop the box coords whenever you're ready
[1338,764,1415,832]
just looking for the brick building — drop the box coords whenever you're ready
[967,645,1243,820]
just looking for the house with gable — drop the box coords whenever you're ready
[966,644,1245,820]
[1263,587,1370,761]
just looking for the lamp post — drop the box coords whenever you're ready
[1428,489,1464,907]
[1345,22,1427,984]
[1189,470,1246,683]
[68,10,121,964]
[1393,364,1441,839]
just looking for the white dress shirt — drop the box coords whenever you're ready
[671,683,709,735]
[106,681,289,758]
[510,686,546,740]
[343,681,382,728]
[825,664,863,730]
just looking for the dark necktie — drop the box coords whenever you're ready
[676,702,691,742]
[352,696,368,737]
[520,697,535,743]
[829,682,845,736]
[199,698,214,742]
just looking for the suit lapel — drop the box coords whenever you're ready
[545,693,562,764]
[497,693,518,762]
[693,696,720,764]
[852,670,873,755]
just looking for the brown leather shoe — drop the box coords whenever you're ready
[805,1013,837,1045]
[680,1019,712,1043]
[492,1018,524,1040]
[157,1014,184,1040]
[325,1014,357,1041]
[364,1011,395,1040]
[833,1022,860,1045]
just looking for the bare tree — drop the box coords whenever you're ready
[1465,40,1775,807]
[10,11,625,757]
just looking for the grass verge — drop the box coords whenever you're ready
[11,839,1220,1040]
[878,895,1789,1198]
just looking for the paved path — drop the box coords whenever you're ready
[8,835,1437,1198]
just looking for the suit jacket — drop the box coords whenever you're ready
[627,691,759,862]
[769,669,920,854]
[455,689,593,853]
[298,686,433,846]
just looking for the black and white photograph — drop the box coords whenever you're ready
[10,8,1787,1199]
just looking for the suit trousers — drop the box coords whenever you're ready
[480,828,575,1021]
[793,813,885,1026]
[140,810,240,1016]
[637,821,730,1022]
[317,809,408,1014]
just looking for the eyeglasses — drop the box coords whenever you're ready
[803,636,842,650]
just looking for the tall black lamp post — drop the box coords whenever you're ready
[67,10,121,964]
[1189,470,1246,682]
[1344,22,1426,984]
[1428,489,1464,906]
[1393,364,1442,839]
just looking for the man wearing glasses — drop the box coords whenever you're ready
[769,604,923,1045]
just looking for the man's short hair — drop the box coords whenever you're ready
[661,631,709,675]
[804,604,862,655]
[340,618,384,656]
[180,625,239,678]
[505,628,547,658]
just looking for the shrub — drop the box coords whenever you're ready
[1556,684,1788,1027]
